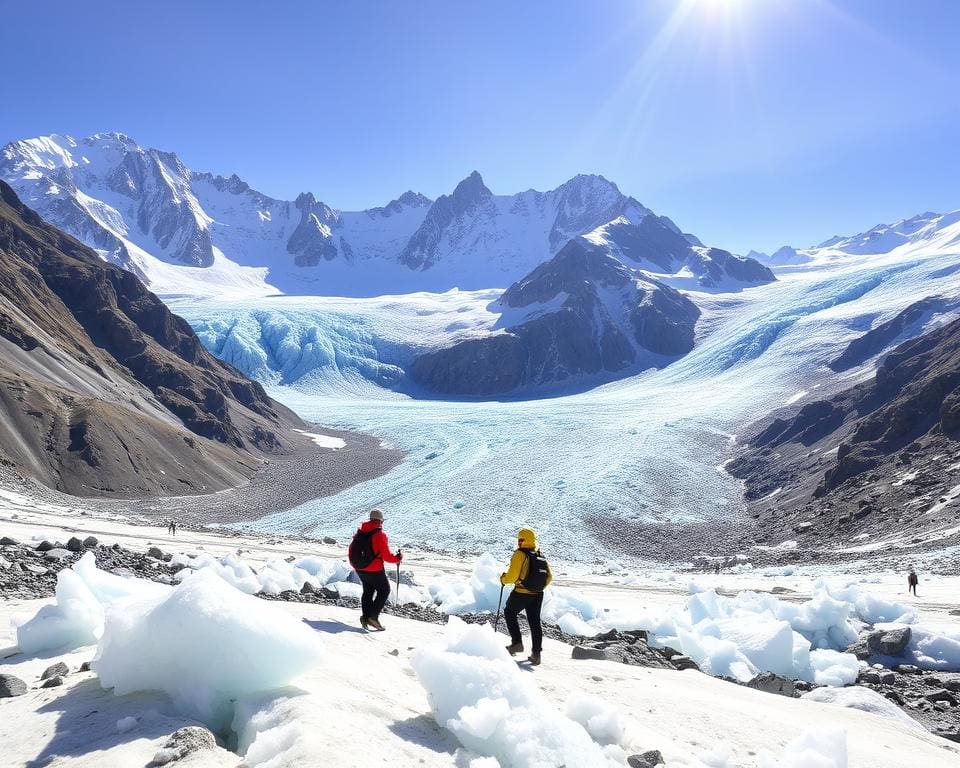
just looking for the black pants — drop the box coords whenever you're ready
[358,570,391,619]
[504,591,544,653]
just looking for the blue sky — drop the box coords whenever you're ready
[3,0,958,253]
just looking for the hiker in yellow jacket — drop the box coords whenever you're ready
[501,527,552,665]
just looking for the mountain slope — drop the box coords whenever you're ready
[729,314,960,547]
[0,180,305,497]
[1,133,774,297]
[409,238,700,396]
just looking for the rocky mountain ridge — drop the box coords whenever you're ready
[0,180,306,497]
[409,238,701,396]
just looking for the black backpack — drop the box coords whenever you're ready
[518,549,550,592]
[349,527,379,570]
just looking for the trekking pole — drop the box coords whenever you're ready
[493,584,504,633]
[395,550,402,606]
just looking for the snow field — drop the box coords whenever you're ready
[800,687,925,732]
[762,729,847,768]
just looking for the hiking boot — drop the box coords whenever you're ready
[505,642,524,655]
[360,617,371,630]
[528,652,541,666]
[369,617,385,631]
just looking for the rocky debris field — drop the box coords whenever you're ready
[2,535,958,745]
[0,534,181,600]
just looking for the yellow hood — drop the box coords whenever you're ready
[517,527,537,549]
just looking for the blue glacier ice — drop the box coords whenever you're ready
[169,249,960,564]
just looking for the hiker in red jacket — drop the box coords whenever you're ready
[349,508,402,631]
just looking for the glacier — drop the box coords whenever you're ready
[170,228,960,563]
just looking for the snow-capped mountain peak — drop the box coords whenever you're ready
[0,132,775,297]
[817,210,960,255]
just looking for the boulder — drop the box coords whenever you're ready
[670,655,700,672]
[300,581,316,595]
[747,672,795,697]
[322,536,337,545]
[627,750,665,768]
[0,535,19,545]
[66,536,85,552]
[43,548,72,561]
[82,536,99,548]
[879,627,911,657]
[925,689,959,705]
[846,630,884,660]
[148,726,218,766]
[41,676,64,688]
[147,546,165,560]
[319,587,340,599]
[41,662,69,680]
[79,661,92,672]
[571,646,609,661]
[894,664,921,675]
[35,540,54,552]
[0,674,28,697]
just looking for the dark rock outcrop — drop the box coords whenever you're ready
[730,312,960,545]
[830,297,944,372]
[287,192,340,266]
[409,239,700,396]
[0,181,305,497]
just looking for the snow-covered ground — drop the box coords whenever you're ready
[165,231,960,564]
[3,504,960,767]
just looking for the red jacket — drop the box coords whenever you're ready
[355,520,401,572]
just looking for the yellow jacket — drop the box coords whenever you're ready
[500,527,553,594]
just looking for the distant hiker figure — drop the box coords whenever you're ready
[500,527,552,666]
[171,520,177,536]
[908,568,919,596]
[348,508,401,631]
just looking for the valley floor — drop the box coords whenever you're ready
[1,424,403,531]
